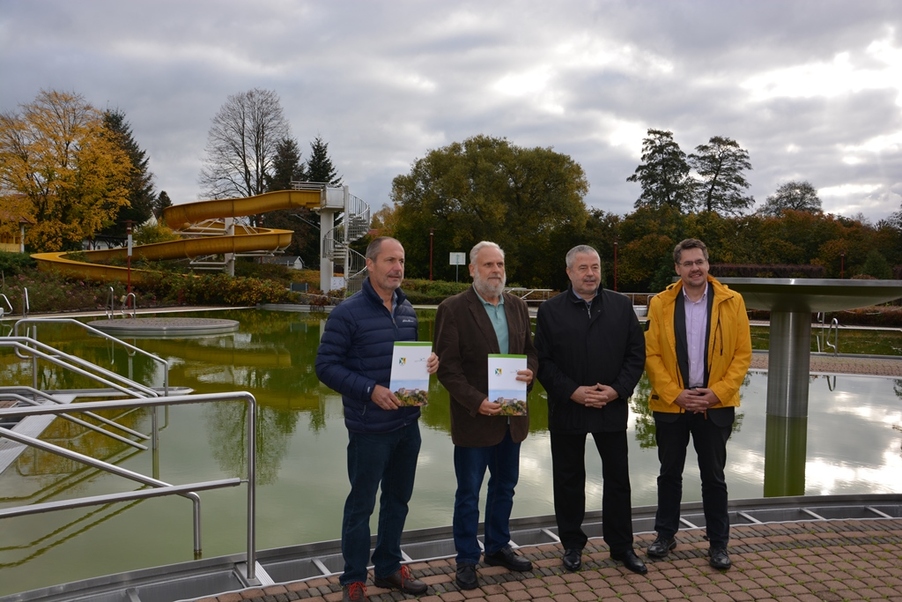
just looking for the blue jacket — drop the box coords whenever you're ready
[315,278,422,433]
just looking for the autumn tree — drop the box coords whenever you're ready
[198,88,291,200]
[688,136,754,215]
[757,181,822,216]
[0,90,131,251]
[391,135,589,284]
[98,108,156,238]
[627,129,695,213]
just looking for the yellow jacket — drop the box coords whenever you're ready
[645,276,752,413]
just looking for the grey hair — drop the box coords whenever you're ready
[566,245,599,269]
[469,241,504,265]
[673,238,708,265]
[366,236,401,261]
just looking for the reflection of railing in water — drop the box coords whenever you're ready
[0,391,260,583]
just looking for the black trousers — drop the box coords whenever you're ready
[652,408,734,548]
[550,430,634,554]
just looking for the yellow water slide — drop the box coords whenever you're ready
[32,189,324,284]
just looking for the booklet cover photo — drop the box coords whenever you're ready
[487,353,528,416]
[389,341,432,406]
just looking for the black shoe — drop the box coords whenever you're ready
[456,562,479,590]
[611,549,648,575]
[709,547,732,570]
[342,582,370,602]
[646,535,677,558]
[484,546,533,572]
[562,548,582,572]
[373,565,428,595]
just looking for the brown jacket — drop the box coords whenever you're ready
[434,286,538,447]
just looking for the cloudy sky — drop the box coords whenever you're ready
[2,0,901,222]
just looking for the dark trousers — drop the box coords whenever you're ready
[340,421,421,585]
[550,430,634,554]
[653,408,734,548]
[452,428,520,564]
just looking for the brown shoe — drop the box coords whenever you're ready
[342,581,369,602]
[373,565,428,594]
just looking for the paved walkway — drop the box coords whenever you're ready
[193,518,902,602]
[750,351,902,377]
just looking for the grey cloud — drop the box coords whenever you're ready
[1,0,900,219]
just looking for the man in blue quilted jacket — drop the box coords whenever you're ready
[316,236,438,602]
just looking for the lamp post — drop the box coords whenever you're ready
[613,240,618,291]
[429,228,434,281]
[125,221,133,299]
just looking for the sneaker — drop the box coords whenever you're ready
[342,581,369,602]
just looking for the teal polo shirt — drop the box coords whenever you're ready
[475,289,509,354]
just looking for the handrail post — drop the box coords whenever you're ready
[246,392,257,580]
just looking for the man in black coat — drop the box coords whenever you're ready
[534,244,647,575]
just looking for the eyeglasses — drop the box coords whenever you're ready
[679,259,707,268]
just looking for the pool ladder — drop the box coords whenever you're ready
[816,312,839,355]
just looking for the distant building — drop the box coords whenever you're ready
[259,255,305,270]
[0,211,32,253]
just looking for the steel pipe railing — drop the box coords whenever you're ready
[13,317,170,395]
[0,391,258,580]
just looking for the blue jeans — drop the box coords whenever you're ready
[340,421,421,585]
[452,428,520,564]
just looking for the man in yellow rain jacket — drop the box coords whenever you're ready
[644,238,751,571]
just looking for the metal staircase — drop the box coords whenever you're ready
[320,190,371,296]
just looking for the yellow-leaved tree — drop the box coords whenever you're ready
[0,90,132,251]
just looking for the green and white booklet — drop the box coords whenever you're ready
[390,341,432,406]
[488,353,527,416]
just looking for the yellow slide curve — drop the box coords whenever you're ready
[32,189,323,284]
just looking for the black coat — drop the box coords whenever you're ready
[534,286,645,434]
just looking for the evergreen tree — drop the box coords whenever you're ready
[263,137,318,263]
[627,129,695,212]
[304,136,342,185]
[266,137,306,191]
[153,190,173,220]
[99,108,156,236]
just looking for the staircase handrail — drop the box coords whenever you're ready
[2,337,160,399]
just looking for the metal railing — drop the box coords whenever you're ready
[0,391,259,580]
[14,317,170,395]
[105,287,137,319]
[0,287,29,318]
[0,293,12,318]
